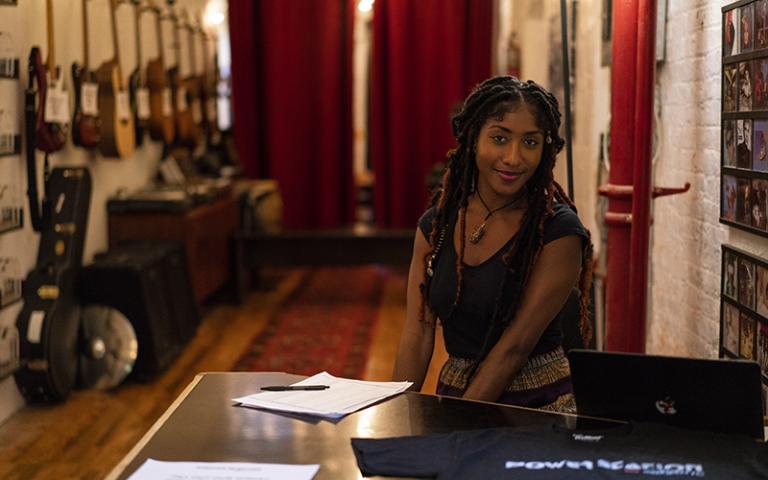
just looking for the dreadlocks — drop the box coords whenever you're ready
[420,76,594,358]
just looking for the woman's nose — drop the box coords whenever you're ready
[501,140,522,166]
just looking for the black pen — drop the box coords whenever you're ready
[260,385,330,392]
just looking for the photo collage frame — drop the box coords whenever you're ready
[720,246,768,412]
[721,0,768,237]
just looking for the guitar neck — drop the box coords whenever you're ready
[109,0,124,84]
[46,0,55,73]
[81,0,90,69]
[188,26,197,77]
[133,1,143,72]
[153,4,166,68]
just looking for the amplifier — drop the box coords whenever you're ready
[77,242,200,379]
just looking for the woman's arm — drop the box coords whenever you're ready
[462,234,583,402]
[392,229,437,391]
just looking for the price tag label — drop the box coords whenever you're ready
[191,99,202,124]
[80,82,99,116]
[136,88,150,120]
[44,84,70,124]
[176,87,188,112]
[162,88,172,115]
[116,91,130,121]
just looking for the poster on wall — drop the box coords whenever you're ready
[720,245,768,388]
[721,1,768,239]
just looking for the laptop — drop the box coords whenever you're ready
[568,349,765,440]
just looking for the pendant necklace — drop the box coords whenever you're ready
[469,189,525,244]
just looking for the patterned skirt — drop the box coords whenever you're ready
[436,346,576,413]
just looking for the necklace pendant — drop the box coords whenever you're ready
[469,223,486,244]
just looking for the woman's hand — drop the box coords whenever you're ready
[462,234,583,402]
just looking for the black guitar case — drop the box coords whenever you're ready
[14,167,92,402]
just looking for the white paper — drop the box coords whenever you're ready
[27,311,45,343]
[136,88,151,120]
[44,85,70,124]
[233,372,412,419]
[116,91,131,121]
[81,82,99,116]
[127,459,319,480]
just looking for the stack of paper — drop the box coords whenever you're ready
[233,371,412,419]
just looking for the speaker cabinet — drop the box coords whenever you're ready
[77,242,200,379]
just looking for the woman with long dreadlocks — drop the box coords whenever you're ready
[392,76,593,413]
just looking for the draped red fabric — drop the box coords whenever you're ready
[229,0,356,229]
[371,0,493,228]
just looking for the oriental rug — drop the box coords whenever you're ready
[232,266,394,379]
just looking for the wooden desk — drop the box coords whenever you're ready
[107,372,618,480]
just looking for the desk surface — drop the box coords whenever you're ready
[108,372,619,480]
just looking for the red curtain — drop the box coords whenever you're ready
[229,0,356,229]
[371,0,493,228]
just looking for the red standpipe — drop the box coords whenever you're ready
[604,0,640,352]
[626,0,658,353]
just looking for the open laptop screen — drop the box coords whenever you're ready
[568,349,764,440]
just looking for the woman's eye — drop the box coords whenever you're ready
[523,137,540,147]
[491,135,508,144]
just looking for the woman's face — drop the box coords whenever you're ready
[474,105,545,203]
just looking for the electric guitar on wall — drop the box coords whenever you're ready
[146,0,174,143]
[71,0,101,149]
[97,0,136,158]
[32,0,69,153]
[128,0,150,146]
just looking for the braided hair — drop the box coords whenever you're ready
[421,76,594,360]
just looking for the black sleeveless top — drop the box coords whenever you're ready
[418,203,588,359]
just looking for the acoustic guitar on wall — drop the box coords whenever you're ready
[146,0,174,144]
[182,10,203,147]
[71,0,100,149]
[167,0,193,145]
[32,0,69,153]
[198,17,219,142]
[97,0,136,158]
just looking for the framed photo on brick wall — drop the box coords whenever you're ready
[720,0,768,238]
[720,245,768,389]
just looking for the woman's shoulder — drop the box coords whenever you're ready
[418,206,438,238]
[543,202,588,244]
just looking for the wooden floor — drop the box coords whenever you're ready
[0,267,447,480]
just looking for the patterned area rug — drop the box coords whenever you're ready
[233,266,392,379]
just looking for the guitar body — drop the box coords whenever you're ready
[128,67,147,146]
[184,75,203,146]
[147,57,174,143]
[15,168,92,402]
[201,81,218,139]
[30,47,67,153]
[97,59,136,158]
[71,62,101,148]
[169,66,193,145]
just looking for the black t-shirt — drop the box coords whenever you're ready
[418,203,588,358]
[352,423,768,479]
